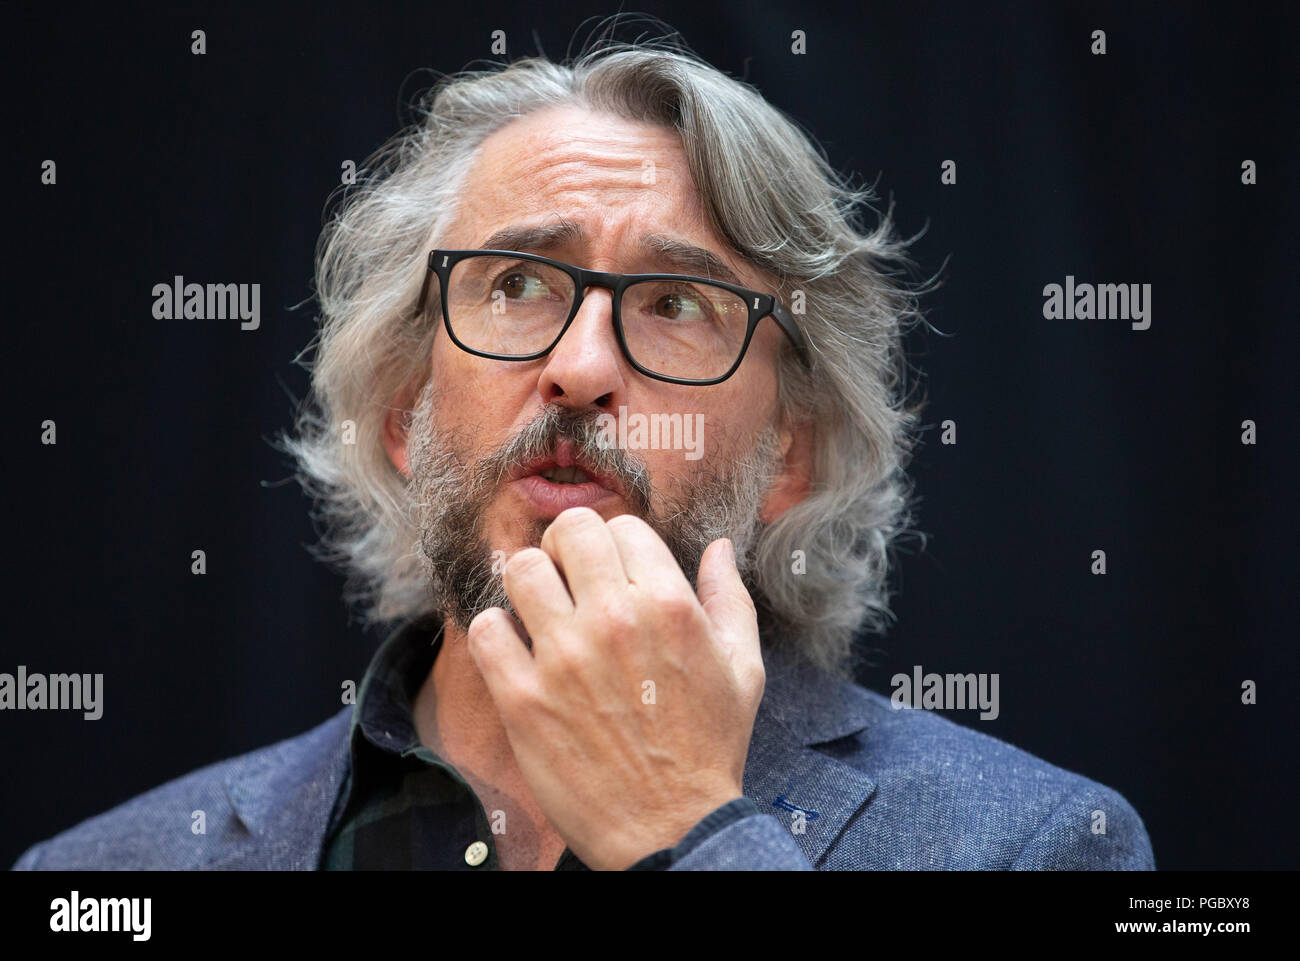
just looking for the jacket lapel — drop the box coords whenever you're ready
[742,647,878,868]
[210,706,353,869]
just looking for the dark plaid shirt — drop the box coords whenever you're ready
[320,615,760,870]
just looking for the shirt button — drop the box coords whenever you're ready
[465,841,489,867]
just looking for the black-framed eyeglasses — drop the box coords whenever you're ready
[413,249,813,385]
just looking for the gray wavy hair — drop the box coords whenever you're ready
[282,33,927,679]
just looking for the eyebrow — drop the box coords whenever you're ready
[641,234,742,285]
[480,221,585,254]
[477,221,744,286]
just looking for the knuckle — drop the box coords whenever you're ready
[544,637,586,675]
[720,583,758,621]
[606,512,650,536]
[551,506,601,533]
[596,599,637,635]
[659,591,700,623]
[500,680,538,716]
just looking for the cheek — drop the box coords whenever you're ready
[426,338,463,433]
[428,332,537,436]
[622,382,773,490]
[430,333,496,414]
[743,332,784,402]
[712,365,781,452]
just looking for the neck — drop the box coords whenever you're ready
[412,619,518,783]
[411,617,570,869]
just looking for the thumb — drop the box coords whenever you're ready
[696,538,759,663]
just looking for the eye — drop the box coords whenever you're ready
[653,290,706,322]
[495,269,549,300]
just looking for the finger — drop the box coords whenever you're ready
[466,607,538,719]
[605,513,694,598]
[695,538,760,668]
[538,507,628,604]
[502,546,574,639]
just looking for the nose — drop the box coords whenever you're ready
[535,285,627,410]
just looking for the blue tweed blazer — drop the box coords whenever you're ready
[12,641,1154,870]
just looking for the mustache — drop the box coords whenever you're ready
[467,405,653,515]
[409,385,780,636]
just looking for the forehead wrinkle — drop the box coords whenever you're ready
[466,157,673,235]
[458,109,773,285]
[479,116,685,199]
[500,154,666,206]
[509,116,682,164]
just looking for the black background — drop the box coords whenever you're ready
[3,0,1296,871]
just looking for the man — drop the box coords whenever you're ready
[14,38,1154,871]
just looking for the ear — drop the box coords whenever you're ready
[382,382,421,480]
[759,418,814,523]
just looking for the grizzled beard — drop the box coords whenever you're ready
[405,380,784,636]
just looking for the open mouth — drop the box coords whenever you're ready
[509,439,619,493]
[508,440,623,517]
[538,466,592,485]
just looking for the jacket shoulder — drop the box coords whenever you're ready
[12,708,351,870]
[817,683,1154,869]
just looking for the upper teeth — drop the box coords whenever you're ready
[541,466,591,484]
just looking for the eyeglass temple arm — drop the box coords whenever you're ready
[412,254,439,318]
[770,299,814,369]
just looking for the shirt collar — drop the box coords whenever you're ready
[348,614,444,758]
[323,616,444,840]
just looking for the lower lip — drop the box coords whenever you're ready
[513,475,620,517]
